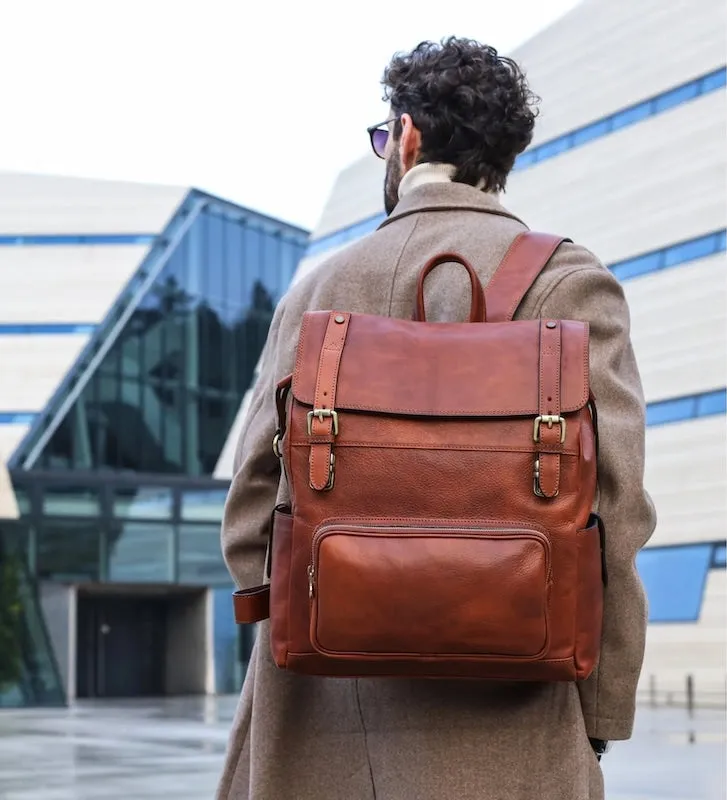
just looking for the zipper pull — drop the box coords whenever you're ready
[307,564,315,598]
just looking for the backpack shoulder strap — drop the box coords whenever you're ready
[485,232,572,323]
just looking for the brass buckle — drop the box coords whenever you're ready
[533,414,566,444]
[309,452,336,491]
[272,432,282,459]
[307,409,339,436]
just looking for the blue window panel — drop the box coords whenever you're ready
[712,543,726,569]
[0,413,37,424]
[513,150,538,170]
[0,233,156,246]
[654,81,701,113]
[637,544,712,622]
[646,390,727,426]
[534,135,572,161]
[696,389,727,416]
[0,323,96,335]
[646,396,697,426]
[701,68,727,92]
[609,229,726,282]
[610,252,663,281]
[307,212,385,256]
[611,101,653,131]
[572,119,611,146]
[664,232,720,267]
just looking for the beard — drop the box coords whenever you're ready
[384,156,402,215]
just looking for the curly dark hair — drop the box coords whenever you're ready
[382,37,539,192]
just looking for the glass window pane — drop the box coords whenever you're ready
[611,101,651,131]
[696,390,726,417]
[637,544,712,622]
[12,199,307,477]
[178,523,229,584]
[181,488,228,521]
[204,210,227,305]
[654,81,700,113]
[646,396,696,426]
[572,119,610,146]
[664,233,717,267]
[38,519,100,580]
[226,219,246,311]
[702,68,727,92]
[12,486,32,515]
[513,150,537,170]
[535,135,571,161]
[113,487,173,519]
[107,521,174,583]
[610,251,662,281]
[42,486,99,516]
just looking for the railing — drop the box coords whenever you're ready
[637,673,727,711]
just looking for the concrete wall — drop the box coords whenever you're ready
[165,591,209,695]
[0,171,186,235]
[511,0,726,147]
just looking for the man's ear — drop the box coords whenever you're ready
[398,113,422,173]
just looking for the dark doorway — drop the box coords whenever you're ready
[76,594,167,698]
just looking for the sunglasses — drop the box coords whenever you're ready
[367,117,398,159]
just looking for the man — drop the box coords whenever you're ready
[217,37,655,800]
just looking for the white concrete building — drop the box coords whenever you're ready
[0,172,308,706]
[288,0,727,704]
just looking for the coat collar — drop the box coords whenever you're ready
[379,182,528,230]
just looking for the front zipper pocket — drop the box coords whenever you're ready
[309,521,551,660]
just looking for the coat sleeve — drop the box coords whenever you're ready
[538,259,657,741]
[221,301,286,590]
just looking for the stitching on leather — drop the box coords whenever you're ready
[287,651,575,665]
[311,516,555,533]
[296,401,584,415]
[310,313,350,489]
[292,441,576,454]
[292,313,311,391]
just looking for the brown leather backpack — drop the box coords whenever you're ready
[233,231,606,682]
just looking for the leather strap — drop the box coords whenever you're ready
[309,312,351,490]
[275,376,291,433]
[535,319,562,498]
[233,585,270,624]
[414,253,486,323]
[485,232,570,323]
[273,376,292,458]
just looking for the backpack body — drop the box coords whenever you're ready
[234,233,605,682]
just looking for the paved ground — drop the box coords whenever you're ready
[0,697,724,799]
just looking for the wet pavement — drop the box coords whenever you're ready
[0,696,724,799]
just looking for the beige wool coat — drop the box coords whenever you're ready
[217,182,656,800]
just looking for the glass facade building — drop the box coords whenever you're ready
[0,190,307,706]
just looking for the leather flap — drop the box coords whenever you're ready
[292,311,589,417]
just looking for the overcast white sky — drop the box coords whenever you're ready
[0,0,580,231]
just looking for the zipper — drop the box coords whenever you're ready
[307,564,315,598]
[307,523,552,601]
